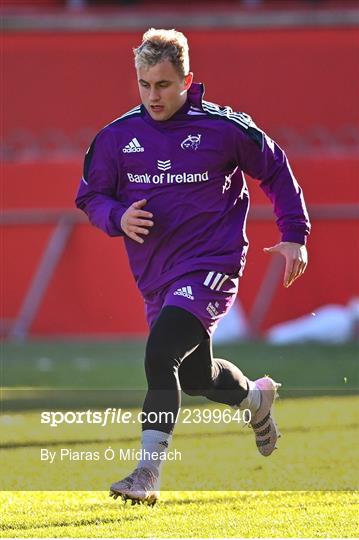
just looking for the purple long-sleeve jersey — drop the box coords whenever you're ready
[75,83,310,296]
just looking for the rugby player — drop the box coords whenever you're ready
[75,28,310,505]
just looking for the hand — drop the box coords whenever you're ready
[263,241,308,288]
[120,199,154,244]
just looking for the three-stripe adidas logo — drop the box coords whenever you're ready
[203,101,253,131]
[173,286,194,300]
[122,138,144,153]
[203,271,228,291]
[157,159,171,171]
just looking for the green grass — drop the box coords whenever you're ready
[1,491,358,538]
[1,341,358,395]
[1,396,358,492]
[0,341,358,537]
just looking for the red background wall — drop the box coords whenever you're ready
[4,29,358,142]
[2,28,359,337]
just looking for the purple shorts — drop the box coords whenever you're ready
[144,270,239,336]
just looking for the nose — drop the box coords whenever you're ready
[149,86,160,102]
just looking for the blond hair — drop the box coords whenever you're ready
[134,28,190,78]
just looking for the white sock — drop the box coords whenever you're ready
[239,378,261,414]
[138,429,172,475]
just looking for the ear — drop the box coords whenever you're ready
[184,72,194,90]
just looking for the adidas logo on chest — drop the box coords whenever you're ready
[122,138,144,153]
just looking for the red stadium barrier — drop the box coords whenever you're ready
[2,157,358,338]
[3,28,358,158]
[2,27,358,338]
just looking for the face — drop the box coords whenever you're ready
[137,59,193,121]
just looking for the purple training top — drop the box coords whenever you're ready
[75,82,311,296]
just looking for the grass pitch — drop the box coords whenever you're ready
[0,340,358,537]
[1,490,358,538]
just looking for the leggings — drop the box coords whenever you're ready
[142,305,249,433]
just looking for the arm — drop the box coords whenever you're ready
[75,129,127,237]
[75,129,153,241]
[233,118,311,286]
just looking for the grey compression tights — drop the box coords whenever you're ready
[142,305,249,433]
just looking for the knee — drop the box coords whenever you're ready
[180,375,208,396]
[145,333,179,377]
[178,360,210,397]
[181,385,203,397]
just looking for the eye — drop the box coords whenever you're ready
[159,82,170,88]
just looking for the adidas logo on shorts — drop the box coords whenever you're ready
[122,138,144,153]
[173,286,194,300]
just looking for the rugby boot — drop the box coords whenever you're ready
[110,466,160,506]
[250,376,281,457]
